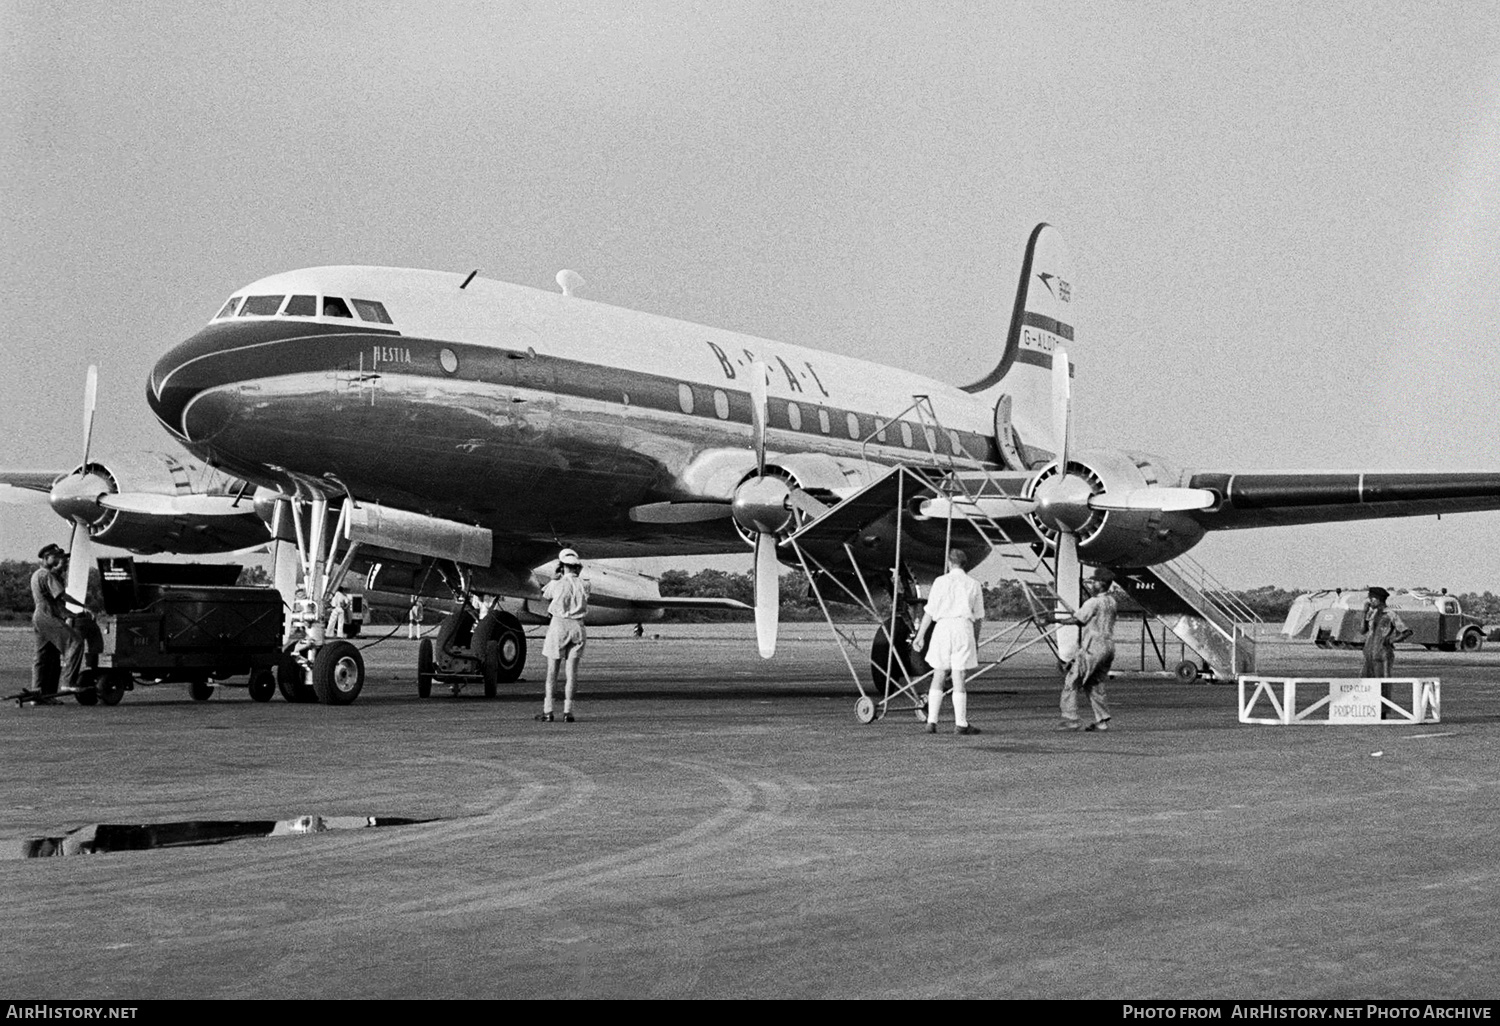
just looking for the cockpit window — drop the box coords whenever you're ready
[351,299,393,324]
[240,295,286,316]
[215,297,242,319]
[323,297,353,318]
[284,294,317,316]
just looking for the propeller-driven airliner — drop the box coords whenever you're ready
[7,223,1500,704]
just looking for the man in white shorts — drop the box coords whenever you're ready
[913,548,986,735]
[538,548,589,723]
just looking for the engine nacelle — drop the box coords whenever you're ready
[730,452,877,547]
[65,452,265,554]
[1027,449,1208,568]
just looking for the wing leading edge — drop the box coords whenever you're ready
[1188,471,1500,530]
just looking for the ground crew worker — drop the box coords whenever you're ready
[31,544,83,700]
[408,595,424,639]
[913,548,985,735]
[327,589,351,637]
[538,548,589,723]
[1055,571,1119,732]
[1361,586,1412,677]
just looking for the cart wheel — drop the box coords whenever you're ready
[1173,659,1200,684]
[312,640,364,705]
[417,638,434,698]
[75,674,99,706]
[248,670,276,703]
[189,679,214,702]
[855,696,876,723]
[97,670,128,706]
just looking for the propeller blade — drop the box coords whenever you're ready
[98,493,256,517]
[0,485,51,505]
[65,523,93,614]
[1052,347,1071,472]
[627,501,734,524]
[787,488,831,521]
[919,495,1036,520]
[81,364,98,467]
[753,531,779,658]
[1054,530,1081,662]
[1090,487,1218,513]
[749,359,768,478]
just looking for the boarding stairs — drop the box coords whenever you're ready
[1112,553,1260,682]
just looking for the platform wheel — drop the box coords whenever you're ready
[855,695,876,724]
[248,670,276,703]
[312,640,364,705]
[1173,659,1200,684]
[98,670,128,706]
[74,674,99,706]
[417,638,435,698]
[189,679,214,702]
[277,645,316,704]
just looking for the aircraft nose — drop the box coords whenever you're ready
[147,327,237,443]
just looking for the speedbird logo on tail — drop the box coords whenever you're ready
[1037,272,1071,302]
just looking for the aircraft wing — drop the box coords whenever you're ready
[1187,471,1500,530]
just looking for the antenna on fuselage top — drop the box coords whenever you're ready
[459,269,478,289]
[556,269,585,297]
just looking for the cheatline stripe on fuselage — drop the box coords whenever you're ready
[1021,311,1074,341]
[153,322,1017,467]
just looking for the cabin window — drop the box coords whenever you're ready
[949,430,964,457]
[284,295,317,317]
[239,295,286,316]
[215,297,241,319]
[323,297,353,318]
[786,401,802,431]
[713,389,730,419]
[900,422,914,448]
[677,383,695,414]
[846,412,861,439]
[874,418,887,443]
[924,427,938,452]
[352,298,393,324]
[439,348,459,374]
[817,409,830,434]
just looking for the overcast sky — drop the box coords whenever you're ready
[3,1,1499,592]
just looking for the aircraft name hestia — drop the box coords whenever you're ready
[370,344,413,366]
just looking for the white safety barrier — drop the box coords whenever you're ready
[1237,676,1440,725]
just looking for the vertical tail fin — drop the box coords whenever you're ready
[962,223,1075,468]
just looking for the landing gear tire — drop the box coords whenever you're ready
[75,673,99,706]
[312,640,365,705]
[482,642,501,698]
[855,695,876,724]
[473,611,527,685]
[277,645,317,704]
[1173,659,1200,684]
[98,670,128,706]
[1461,629,1484,653]
[248,670,276,703]
[870,618,920,697]
[189,679,214,702]
[417,638,435,698]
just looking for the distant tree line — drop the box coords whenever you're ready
[6,557,1500,627]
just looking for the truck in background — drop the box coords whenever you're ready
[1282,588,1488,652]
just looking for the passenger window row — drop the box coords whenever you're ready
[214,294,393,325]
[674,382,972,458]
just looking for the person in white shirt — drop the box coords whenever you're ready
[407,595,424,639]
[912,548,986,735]
[326,589,351,637]
[538,548,590,723]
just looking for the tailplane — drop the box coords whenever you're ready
[962,223,1075,468]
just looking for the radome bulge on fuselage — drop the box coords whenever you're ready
[146,265,1061,567]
